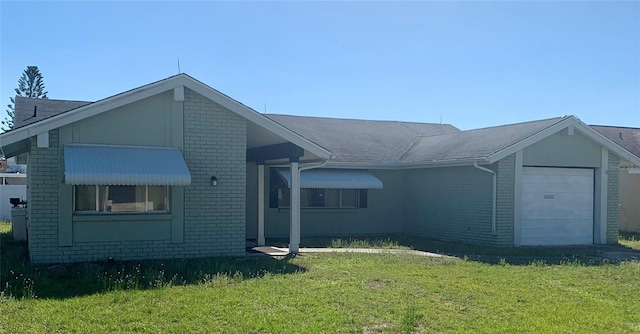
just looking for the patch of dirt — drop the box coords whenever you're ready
[362,322,393,334]
[364,278,393,289]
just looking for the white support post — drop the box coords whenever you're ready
[289,161,300,253]
[257,165,265,246]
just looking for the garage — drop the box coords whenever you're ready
[521,167,594,246]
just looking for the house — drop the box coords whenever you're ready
[0,159,27,221]
[591,126,640,233]
[1,73,638,264]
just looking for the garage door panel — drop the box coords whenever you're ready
[522,209,593,220]
[521,182,593,194]
[522,219,593,231]
[522,168,593,177]
[521,235,593,246]
[521,167,594,246]
[521,198,593,211]
[521,192,593,207]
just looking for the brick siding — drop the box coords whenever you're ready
[27,89,247,263]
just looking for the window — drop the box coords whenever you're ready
[74,185,169,213]
[276,187,365,209]
[269,169,368,209]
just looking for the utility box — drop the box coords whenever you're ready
[11,207,27,241]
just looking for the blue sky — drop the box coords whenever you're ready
[1,1,638,130]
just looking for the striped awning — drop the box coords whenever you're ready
[275,168,383,189]
[64,144,191,186]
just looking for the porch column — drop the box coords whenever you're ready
[289,160,301,253]
[257,164,265,246]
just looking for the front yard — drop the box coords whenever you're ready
[1,222,639,333]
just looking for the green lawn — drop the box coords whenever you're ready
[620,232,640,251]
[2,222,640,333]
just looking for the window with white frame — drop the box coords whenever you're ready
[74,185,169,213]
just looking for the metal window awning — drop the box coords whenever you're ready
[275,168,383,189]
[64,144,191,186]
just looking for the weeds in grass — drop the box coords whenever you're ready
[1,254,302,300]
[329,237,407,249]
[620,232,640,251]
[528,259,548,267]
[3,271,36,299]
[400,305,422,333]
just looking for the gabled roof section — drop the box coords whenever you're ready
[266,114,460,164]
[0,74,331,160]
[401,116,640,168]
[590,125,640,159]
[402,117,566,164]
[14,97,91,129]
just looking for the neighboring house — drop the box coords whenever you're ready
[0,162,27,221]
[591,126,640,233]
[1,73,638,264]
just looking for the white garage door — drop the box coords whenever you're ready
[521,167,594,246]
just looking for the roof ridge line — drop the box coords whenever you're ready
[16,96,93,103]
[590,124,640,130]
[267,113,448,126]
[396,134,424,162]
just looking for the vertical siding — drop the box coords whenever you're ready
[606,153,620,244]
[403,165,495,245]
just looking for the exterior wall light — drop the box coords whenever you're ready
[211,176,218,186]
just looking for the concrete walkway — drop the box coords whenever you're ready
[249,246,457,259]
[248,245,640,263]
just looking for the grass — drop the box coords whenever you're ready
[2,222,640,333]
[287,233,640,264]
[620,232,640,251]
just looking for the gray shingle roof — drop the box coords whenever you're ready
[11,95,587,167]
[591,125,640,158]
[14,96,91,129]
[402,117,567,163]
[266,114,461,164]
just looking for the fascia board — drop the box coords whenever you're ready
[487,116,640,167]
[486,117,571,164]
[0,74,332,161]
[572,119,640,167]
[321,158,487,170]
[179,76,332,160]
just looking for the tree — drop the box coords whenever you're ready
[3,66,48,131]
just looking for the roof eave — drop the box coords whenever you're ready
[180,75,332,160]
[0,74,332,161]
[322,158,488,170]
[486,116,640,167]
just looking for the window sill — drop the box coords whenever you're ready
[73,213,172,222]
